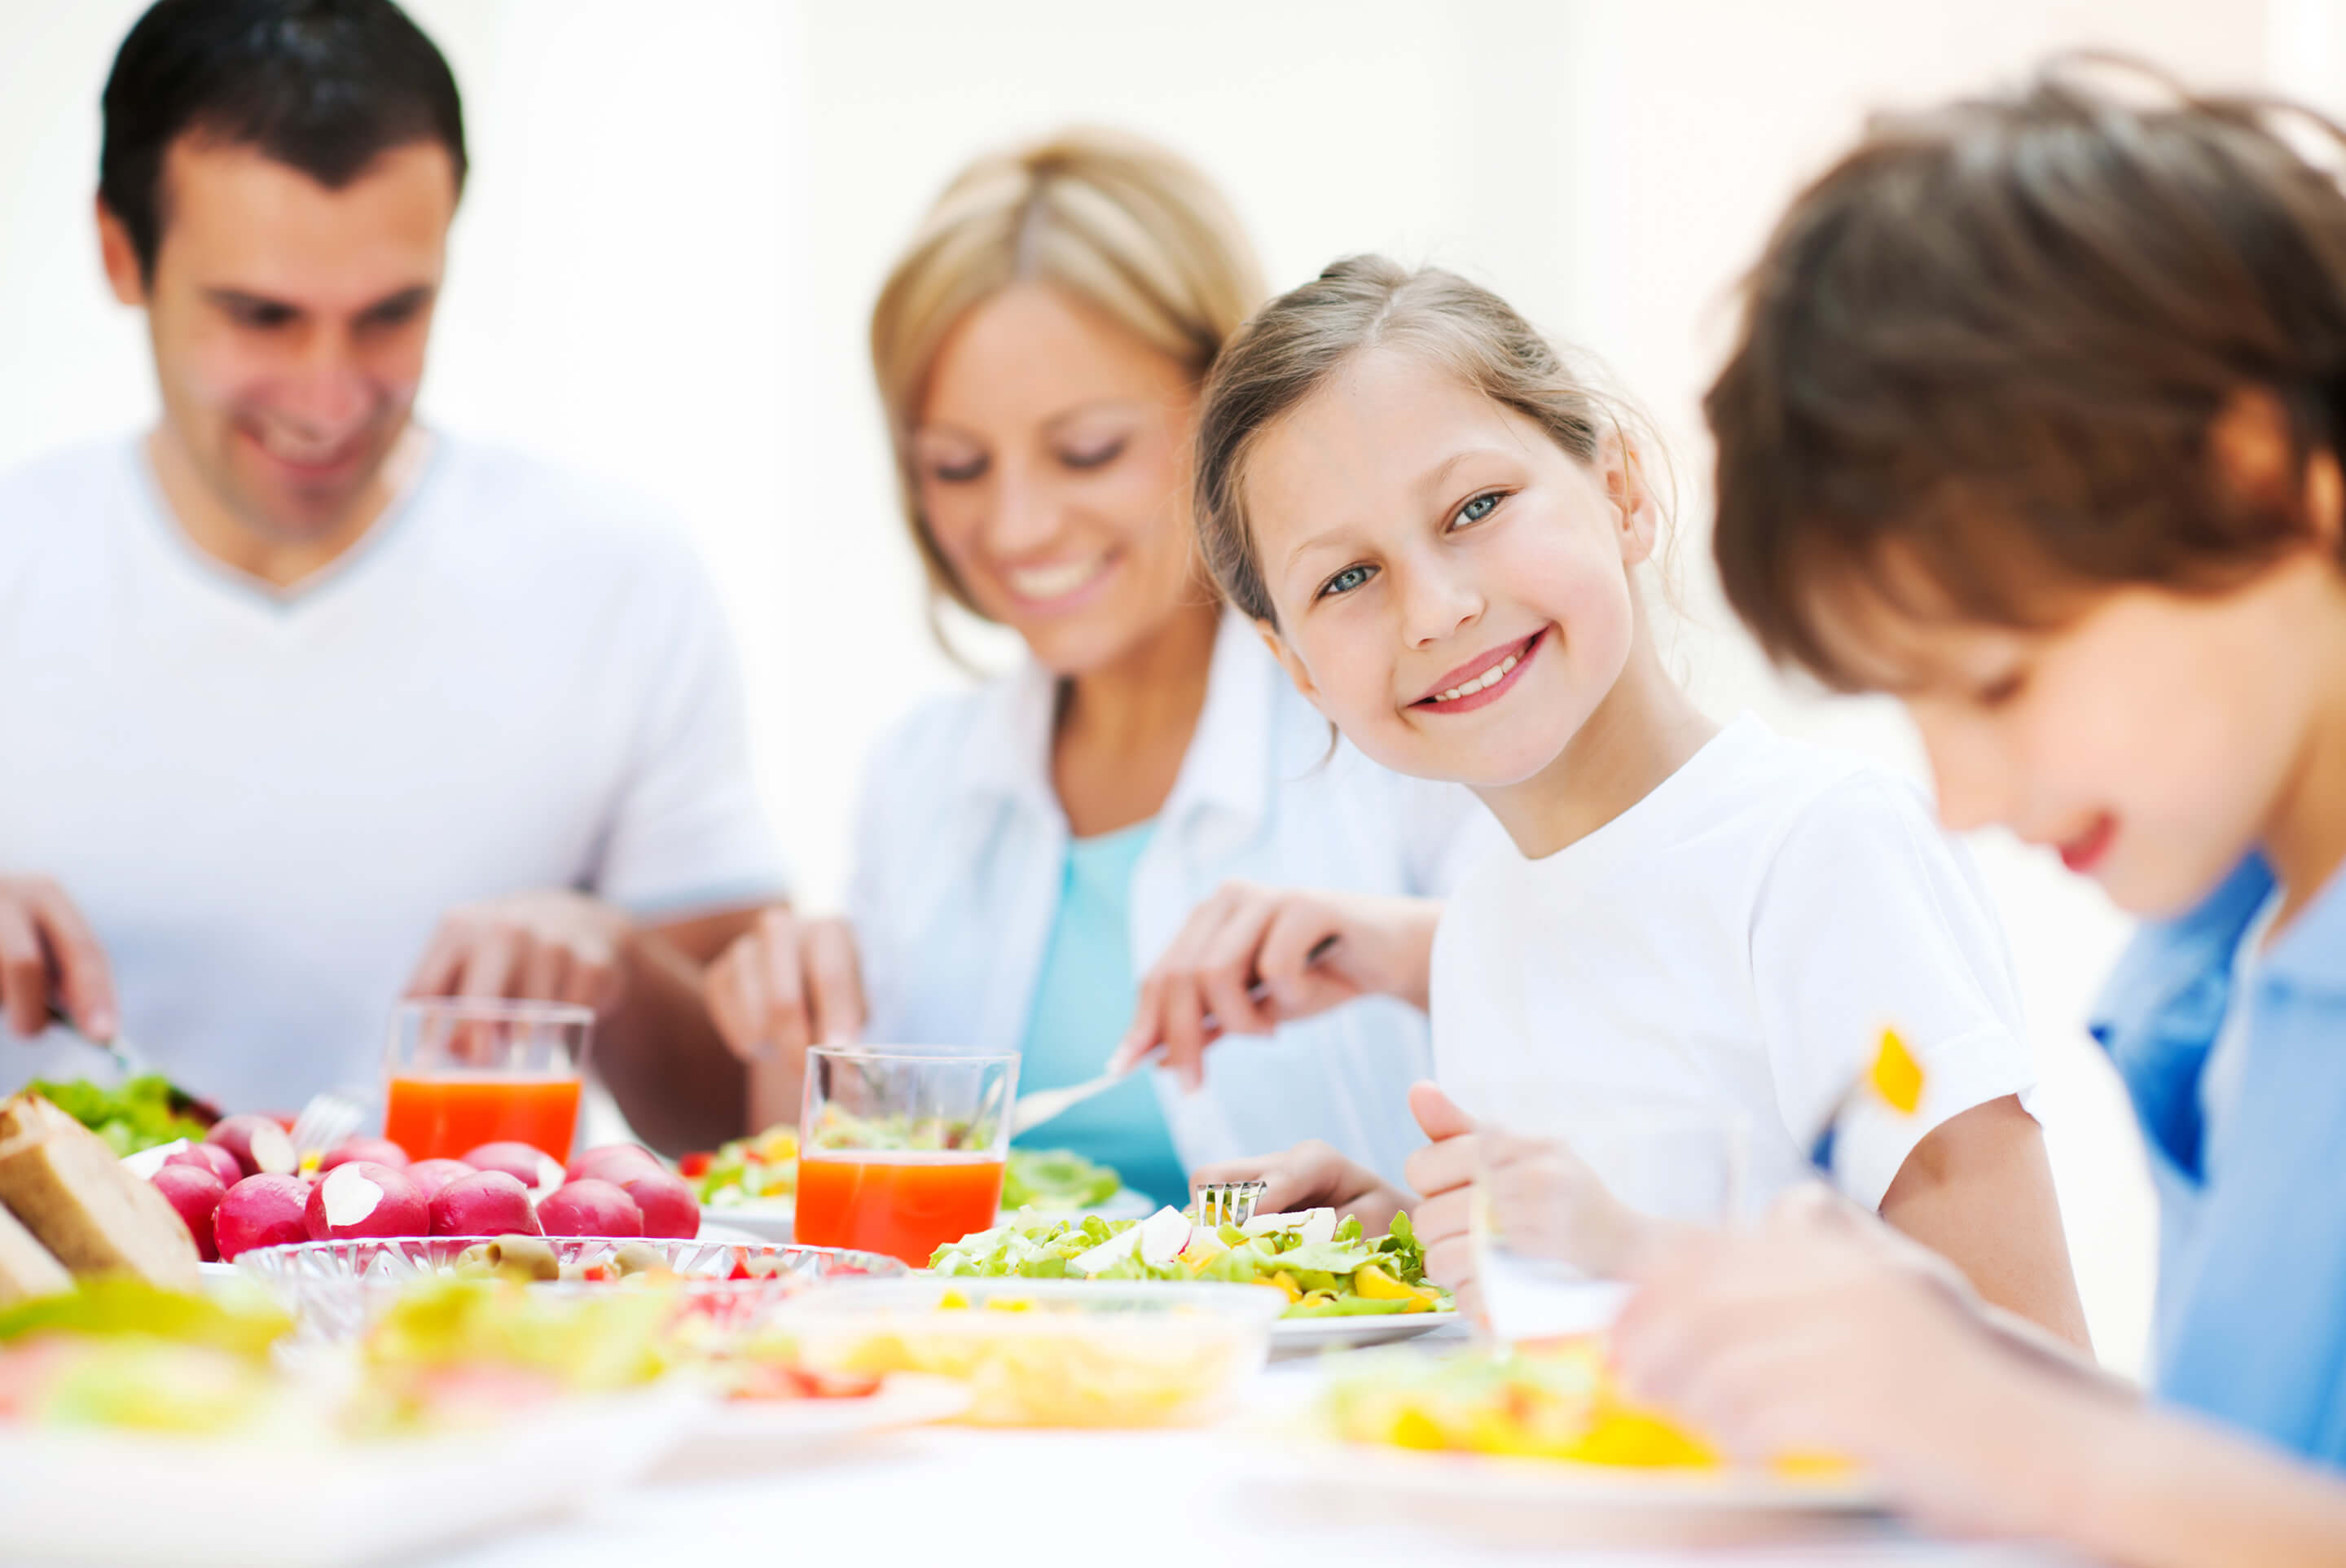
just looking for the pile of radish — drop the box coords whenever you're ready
[146,1123,700,1262]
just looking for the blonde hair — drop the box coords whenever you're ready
[1195,255,1658,626]
[870,128,1265,633]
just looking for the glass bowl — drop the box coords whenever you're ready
[236,1236,903,1342]
[757,1277,1283,1427]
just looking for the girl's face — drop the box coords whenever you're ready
[1244,345,1654,788]
[913,283,1206,675]
[1816,547,2346,917]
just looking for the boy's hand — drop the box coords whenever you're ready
[1610,1184,2085,1537]
[1113,885,1441,1089]
[1188,1141,1407,1232]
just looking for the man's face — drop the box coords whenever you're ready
[102,138,457,539]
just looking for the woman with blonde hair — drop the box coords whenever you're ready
[703,130,1485,1205]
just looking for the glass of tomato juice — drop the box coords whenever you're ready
[382,999,592,1163]
[793,1045,1019,1267]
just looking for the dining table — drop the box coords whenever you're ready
[433,1323,2089,1568]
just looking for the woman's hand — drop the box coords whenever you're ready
[1113,884,1441,1088]
[1188,1141,1408,1232]
[702,907,867,1066]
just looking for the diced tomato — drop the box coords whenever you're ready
[679,1151,714,1179]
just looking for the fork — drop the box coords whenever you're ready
[1193,1179,1269,1228]
[288,1084,370,1162]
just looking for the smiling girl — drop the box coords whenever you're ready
[1137,256,2085,1335]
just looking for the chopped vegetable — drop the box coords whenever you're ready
[1325,1340,1716,1468]
[26,1076,209,1158]
[928,1207,1451,1320]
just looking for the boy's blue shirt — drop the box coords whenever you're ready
[2092,854,2346,1465]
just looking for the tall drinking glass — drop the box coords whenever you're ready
[794,1045,1019,1266]
[1472,1098,1749,1343]
[382,999,591,1162]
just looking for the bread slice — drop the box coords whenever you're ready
[0,1201,71,1303]
[0,1094,200,1291]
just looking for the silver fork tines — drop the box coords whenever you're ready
[288,1086,369,1160]
[1193,1179,1267,1229]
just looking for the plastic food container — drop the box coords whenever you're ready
[237,1236,903,1342]
[760,1277,1284,1427]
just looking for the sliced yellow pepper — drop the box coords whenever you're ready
[1267,1271,1304,1303]
[1354,1263,1439,1309]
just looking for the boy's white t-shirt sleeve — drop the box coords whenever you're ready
[1747,771,2037,1210]
[590,543,790,918]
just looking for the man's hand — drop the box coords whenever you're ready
[1188,1141,1408,1232]
[703,907,866,1066]
[405,890,633,1011]
[1112,884,1442,1089]
[0,875,116,1041]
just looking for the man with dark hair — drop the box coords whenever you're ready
[0,0,785,1152]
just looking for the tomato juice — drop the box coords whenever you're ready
[383,1074,582,1162]
[793,1150,1004,1265]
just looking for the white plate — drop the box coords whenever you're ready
[1271,1310,1460,1351]
[700,1187,1160,1244]
[699,1370,969,1443]
[0,1381,705,1566]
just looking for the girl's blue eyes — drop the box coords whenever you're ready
[1312,490,1508,603]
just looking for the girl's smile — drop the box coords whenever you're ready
[1411,627,1545,714]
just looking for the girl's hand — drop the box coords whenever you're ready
[1399,1082,1480,1305]
[1188,1141,1408,1232]
[703,907,867,1066]
[1610,1184,2091,1539]
[1402,1082,1654,1321]
[1113,884,1442,1088]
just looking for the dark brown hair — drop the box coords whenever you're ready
[1709,58,2346,684]
[1195,255,1635,626]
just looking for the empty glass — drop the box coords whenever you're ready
[1471,1097,1749,1343]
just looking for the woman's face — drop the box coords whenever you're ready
[913,283,1206,674]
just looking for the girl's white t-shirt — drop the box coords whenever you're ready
[1430,715,2036,1212]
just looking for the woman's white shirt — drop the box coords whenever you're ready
[1431,715,2037,1213]
[847,611,1493,1185]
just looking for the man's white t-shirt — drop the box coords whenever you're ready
[1430,715,2036,1214]
[0,435,787,1113]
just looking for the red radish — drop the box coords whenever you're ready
[207,1114,296,1178]
[214,1175,311,1260]
[565,1144,662,1184]
[618,1170,699,1239]
[403,1158,475,1202]
[163,1142,244,1188]
[151,1165,226,1262]
[461,1142,565,1194]
[318,1137,411,1172]
[303,1162,431,1241]
[428,1170,542,1237]
[536,1179,642,1238]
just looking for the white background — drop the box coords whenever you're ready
[3,0,2337,1374]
